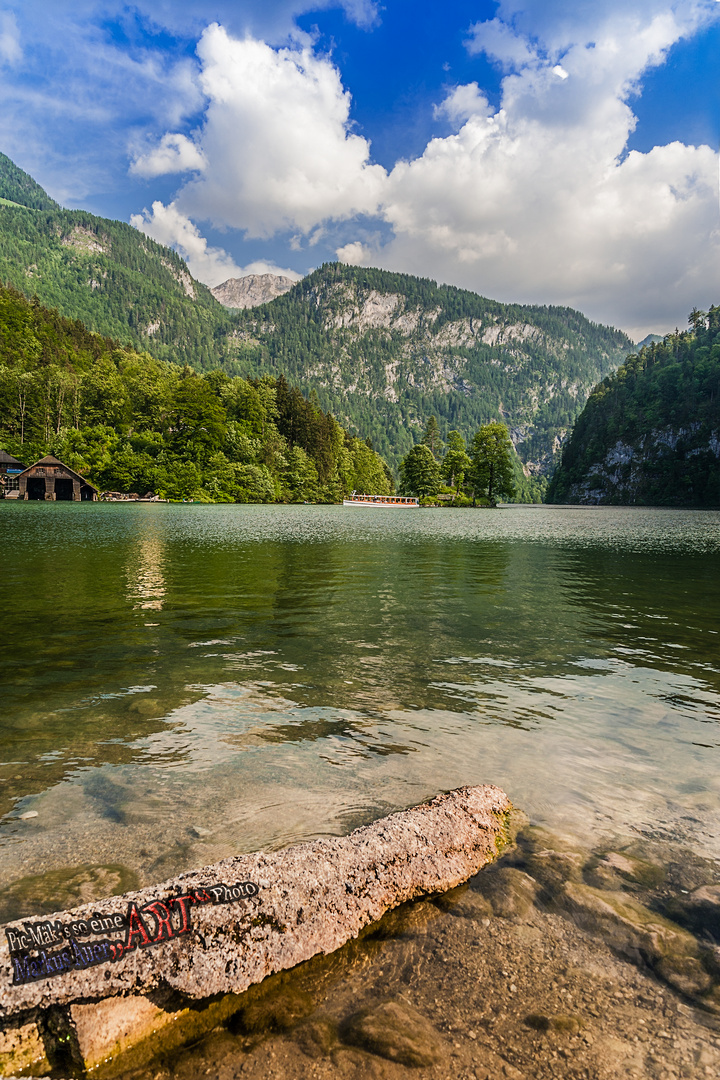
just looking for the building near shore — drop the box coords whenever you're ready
[0,451,27,498]
[15,455,98,501]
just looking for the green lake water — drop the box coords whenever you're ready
[1,501,719,919]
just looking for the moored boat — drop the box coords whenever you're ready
[343,493,419,507]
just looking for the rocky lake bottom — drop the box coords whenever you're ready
[108,820,720,1080]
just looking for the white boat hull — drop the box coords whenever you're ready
[342,499,418,507]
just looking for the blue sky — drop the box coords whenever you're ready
[0,0,719,337]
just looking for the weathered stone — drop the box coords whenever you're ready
[562,882,713,1000]
[524,1013,582,1034]
[70,996,179,1072]
[444,888,494,922]
[295,1018,338,1058]
[341,1000,444,1066]
[0,781,511,1023]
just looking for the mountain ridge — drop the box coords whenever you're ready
[0,152,634,482]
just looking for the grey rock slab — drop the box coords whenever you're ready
[0,785,510,1019]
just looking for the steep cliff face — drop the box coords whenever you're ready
[561,428,720,504]
[228,265,632,473]
[548,309,720,507]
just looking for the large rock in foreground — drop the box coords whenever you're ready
[0,785,510,1075]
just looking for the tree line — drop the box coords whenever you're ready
[399,416,517,506]
[547,304,720,506]
[0,283,392,502]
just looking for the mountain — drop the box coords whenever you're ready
[0,154,233,368]
[226,264,634,477]
[211,273,296,308]
[0,282,392,503]
[0,153,59,211]
[547,307,720,507]
[635,334,663,349]
[0,153,634,482]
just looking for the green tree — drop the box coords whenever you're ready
[168,372,227,459]
[400,443,441,496]
[441,430,471,492]
[468,423,516,504]
[421,415,443,458]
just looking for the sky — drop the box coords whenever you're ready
[0,1,719,339]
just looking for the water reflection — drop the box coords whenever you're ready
[0,502,719,915]
[126,532,166,612]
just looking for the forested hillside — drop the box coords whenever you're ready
[547,307,720,506]
[0,154,232,368]
[0,153,634,485]
[226,264,633,479]
[0,284,391,502]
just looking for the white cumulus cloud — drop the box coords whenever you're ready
[335,240,370,265]
[434,83,492,127]
[130,200,303,286]
[148,23,386,239]
[130,133,206,178]
[373,0,720,337]
[130,200,244,286]
[128,2,720,336]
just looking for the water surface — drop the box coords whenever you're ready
[1,502,719,916]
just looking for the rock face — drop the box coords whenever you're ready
[211,274,297,309]
[0,786,509,1073]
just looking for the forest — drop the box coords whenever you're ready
[0,284,392,503]
[0,153,634,486]
[547,306,720,506]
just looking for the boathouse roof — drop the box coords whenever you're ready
[17,455,98,491]
[0,450,25,467]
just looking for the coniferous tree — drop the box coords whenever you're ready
[399,444,441,496]
[421,415,443,458]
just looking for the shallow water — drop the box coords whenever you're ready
[1,502,719,916]
[3,501,720,1078]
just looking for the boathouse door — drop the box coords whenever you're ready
[26,477,46,500]
[55,479,74,500]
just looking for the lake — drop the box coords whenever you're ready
[1,502,719,1075]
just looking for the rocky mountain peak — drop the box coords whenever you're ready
[211,273,298,309]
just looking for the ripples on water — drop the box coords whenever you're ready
[0,502,718,913]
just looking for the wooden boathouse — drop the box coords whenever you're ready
[15,455,98,501]
[0,451,27,498]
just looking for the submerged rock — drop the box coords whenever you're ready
[663,884,720,940]
[508,828,586,897]
[472,867,539,919]
[341,1000,444,1066]
[562,882,713,1000]
[584,850,665,892]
